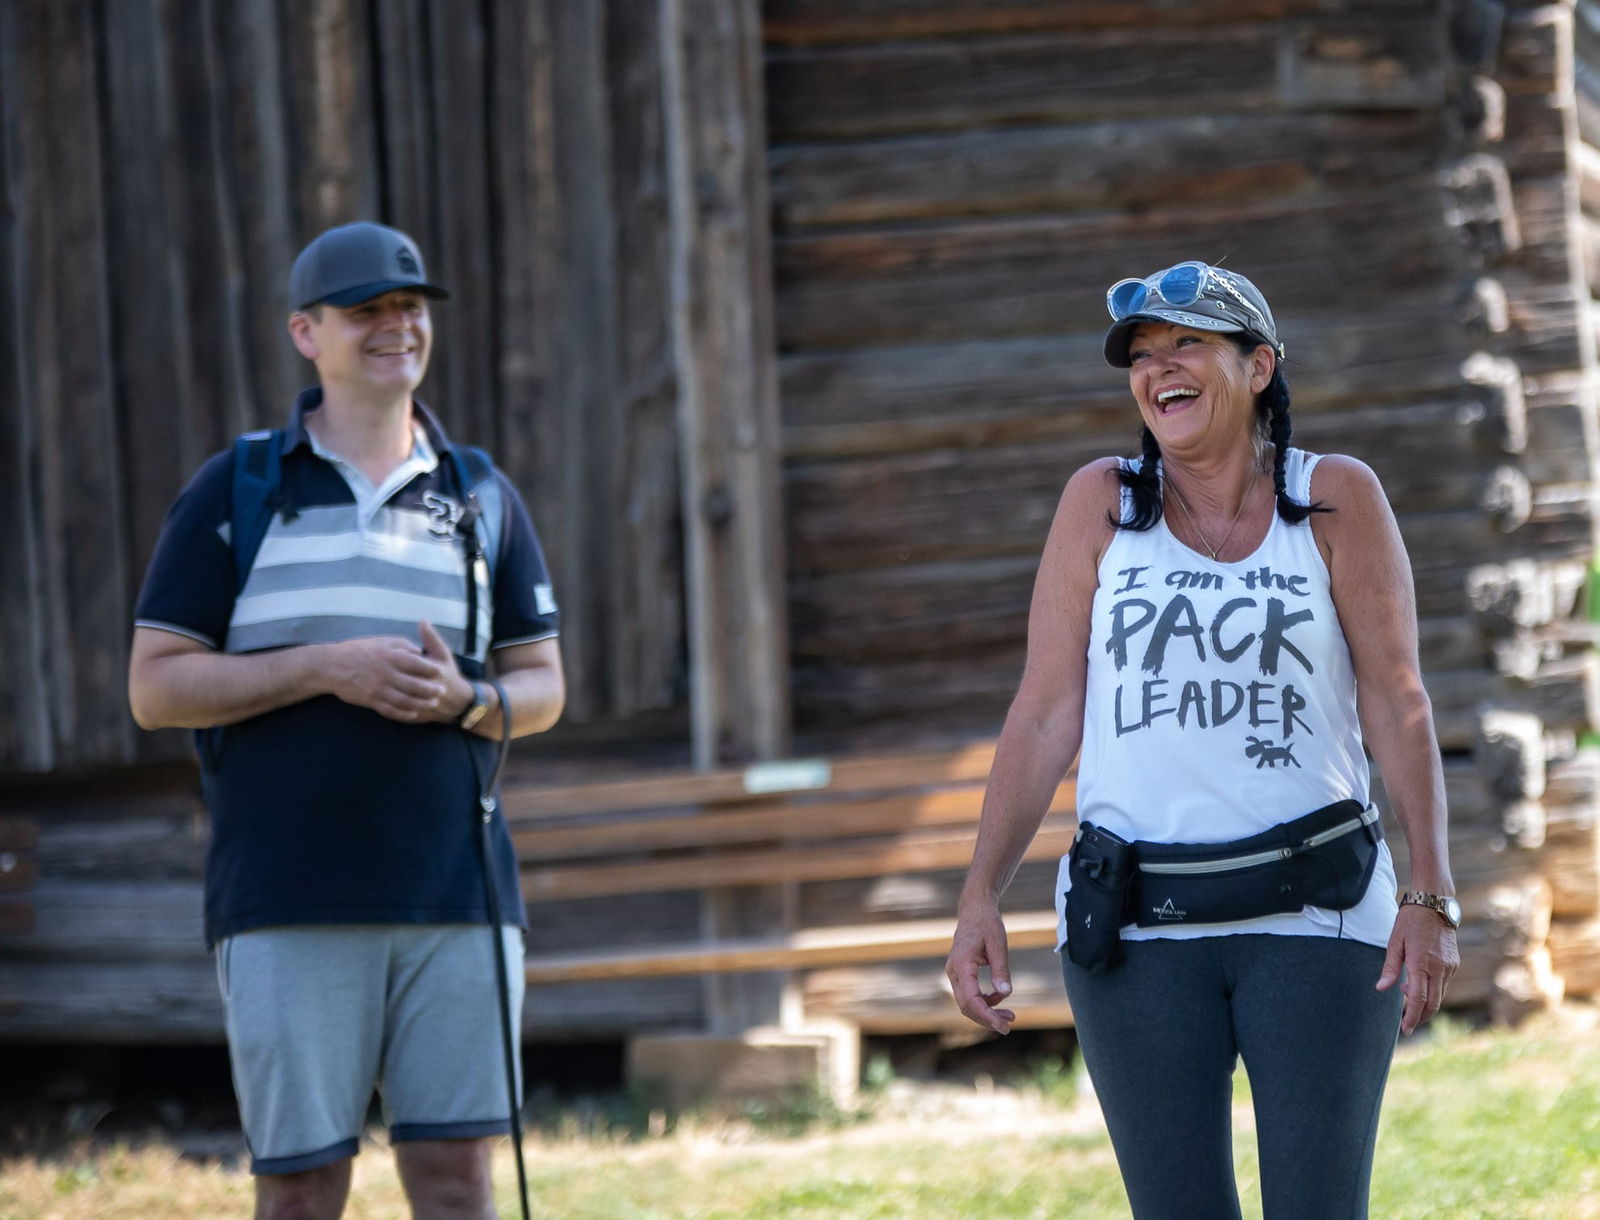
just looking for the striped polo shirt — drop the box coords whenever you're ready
[133,387,559,943]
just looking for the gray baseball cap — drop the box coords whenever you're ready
[1102,262,1282,368]
[289,221,449,310]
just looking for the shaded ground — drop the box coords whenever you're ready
[0,1028,1080,1166]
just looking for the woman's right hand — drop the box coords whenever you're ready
[946,901,1016,1034]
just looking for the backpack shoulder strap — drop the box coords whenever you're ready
[447,446,504,573]
[230,429,285,594]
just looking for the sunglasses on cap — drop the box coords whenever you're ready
[1105,260,1278,347]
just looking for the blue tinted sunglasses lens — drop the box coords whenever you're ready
[1108,280,1148,319]
[1157,263,1205,306]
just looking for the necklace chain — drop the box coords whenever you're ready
[1164,474,1255,561]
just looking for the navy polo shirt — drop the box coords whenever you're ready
[134,389,559,944]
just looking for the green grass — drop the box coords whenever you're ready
[3,1006,1598,1219]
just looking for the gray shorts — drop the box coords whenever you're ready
[215,924,525,1175]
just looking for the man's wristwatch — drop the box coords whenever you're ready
[1399,891,1462,929]
[455,681,492,732]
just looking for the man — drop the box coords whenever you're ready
[128,221,564,1220]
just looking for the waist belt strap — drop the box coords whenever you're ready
[1138,805,1381,877]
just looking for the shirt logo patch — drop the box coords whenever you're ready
[534,584,557,616]
[422,492,464,539]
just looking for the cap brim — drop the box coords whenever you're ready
[312,280,450,309]
[1102,308,1245,367]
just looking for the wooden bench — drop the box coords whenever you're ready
[506,743,1076,1033]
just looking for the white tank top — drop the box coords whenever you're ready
[1054,449,1398,949]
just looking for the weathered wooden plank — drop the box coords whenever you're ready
[0,0,51,773]
[280,0,378,229]
[1501,84,1574,182]
[604,0,685,716]
[762,0,1434,45]
[522,890,704,954]
[766,28,1284,140]
[425,0,499,452]
[798,860,1062,928]
[505,741,1001,821]
[801,946,1069,1029]
[791,555,1038,664]
[769,112,1444,229]
[773,190,1465,352]
[522,977,707,1035]
[168,0,258,457]
[1501,285,1589,376]
[211,0,302,427]
[34,814,205,882]
[664,0,792,766]
[482,0,579,712]
[1524,397,1598,488]
[1578,128,1600,214]
[6,879,711,968]
[4,881,204,961]
[371,0,434,247]
[778,321,1488,461]
[846,1003,1078,1035]
[523,818,1077,902]
[1577,8,1600,148]
[98,0,206,645]
[784,398,1531,534]
[1279,16,1447,110]
[1549,915,1600,995]
[12,0,134,769]
[544,0,623,724]
[513,778,1073,859]
[1509,175,1587,286]
[1498,4,1572,99]
[765,18,1442,139]
[0,960,704,1042]
[523,910,1060,984]
[0,961,225,1043]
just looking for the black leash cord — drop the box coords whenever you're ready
[469,677,531,1220]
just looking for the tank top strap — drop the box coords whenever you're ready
[1116,456,1138,523]
[1284,447,1319,504]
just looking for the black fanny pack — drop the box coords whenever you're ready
[1065,799,1383,974]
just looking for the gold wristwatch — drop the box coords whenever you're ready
[1399,891,1462,929]
[456,681,492,732]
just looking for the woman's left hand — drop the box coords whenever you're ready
[1377,903,1460,1035]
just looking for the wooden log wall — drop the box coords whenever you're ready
[0,778,706,1042]
[765,0,1600,1017]
[0,0,689,776]
[7,0,1600,1047]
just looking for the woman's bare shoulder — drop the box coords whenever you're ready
[1307,452,1385,504]
[1044,457,1129,570]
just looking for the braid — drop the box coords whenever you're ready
[1110,424,1164,531]
[1260,366,1326,523]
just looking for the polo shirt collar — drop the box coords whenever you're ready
[286,387,454,525]
[284,386,459,456]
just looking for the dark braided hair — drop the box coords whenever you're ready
[1110,334,1327,531]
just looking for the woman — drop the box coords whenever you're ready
[946,262,1459,1220]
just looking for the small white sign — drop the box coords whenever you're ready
[742,758,832,795]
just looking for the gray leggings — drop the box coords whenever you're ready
[1062,934,1402,1220]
